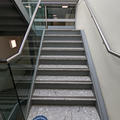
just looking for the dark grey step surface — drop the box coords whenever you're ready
[37,68,89,76]
[45,29,80,35]
[39,55,87,65]
[44,36,82,41]
[43,40,82,43]
[32,96,96,106]
[35,80,92,89]
[42,43,83,47]
[41,47,85,55]
[33,89,94,97]
[40,55,86,60]
[39,65,88,69]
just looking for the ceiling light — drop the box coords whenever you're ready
[10,40,17,48]
[25,5,31,8]
[62,6,68,8]
[53,14,57,17]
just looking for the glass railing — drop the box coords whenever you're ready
[22,0,38,18]
[0,63,24,120]
[22,1,76,29]
[0,0,45,119]
[10,1,45,119]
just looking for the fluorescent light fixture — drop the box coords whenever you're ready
[53,14,57,17]
[25,5,31,8]
[38,6,41,8]
[10,40,17,48]
[62,5,68,8]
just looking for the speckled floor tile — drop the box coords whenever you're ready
[33,89,94,97]
[39,65,88,69]
[27,106,100,120]
[36,76,91,82]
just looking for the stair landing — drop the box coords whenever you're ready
[28,106,100,120]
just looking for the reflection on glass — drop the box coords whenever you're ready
[47,6,75,19]
[10,2,45,119]
[48,22,75,26]
[0,63,24,120]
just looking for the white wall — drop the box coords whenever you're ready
[76,0,120,120]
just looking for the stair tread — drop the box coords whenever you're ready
[35,80,92,85]
[45,29,80,31]
[39,65,88,69]
[40,55,86,60]
[15,76,91,82]
[32,96,96,101]
[43,40,82,43]
[33,89,94,97]
[44,34,81,37]
[36,76,91,81]
[42,47,84,51]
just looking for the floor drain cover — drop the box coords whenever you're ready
[33,115,48,120]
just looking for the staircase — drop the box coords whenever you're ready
[28,29,100,120]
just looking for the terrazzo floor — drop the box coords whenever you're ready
[36,76,91,81]
[33,89,94,97]
[28,106,100,120]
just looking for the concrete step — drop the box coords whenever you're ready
[36,76,91,81]
[33,89,94,97]
[28,106,100,120]
[32,96,96,106]
[14,75,92,89]
[42,41,83,47]
[37,68,89,76]
[35,80,92,89]
[44,34,81,37]
[35,75,92,89]
[41,47,84,51]
[39,65,88,69]
[40,55,86,60]
[45,29,80,35]
[14,75,91,82]
[39,55,87,65]
[43,40,82,43]
[44,36,82,41]
[41,47,85,55]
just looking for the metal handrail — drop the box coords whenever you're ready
[0,0,41,63]
[84,0,120,58]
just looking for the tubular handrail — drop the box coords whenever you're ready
[0,0,41,63]
[84,0,120,58]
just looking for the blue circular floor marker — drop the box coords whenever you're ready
[33,115,48,120]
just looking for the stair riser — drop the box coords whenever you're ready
[35,83,92,89]
[37,70,90,76]
[39,59,87,65]
[44,36,82,41]
[41,51,85,56]
[42,43,83,47]
[45,30,80,35]
[32,100,96,106]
